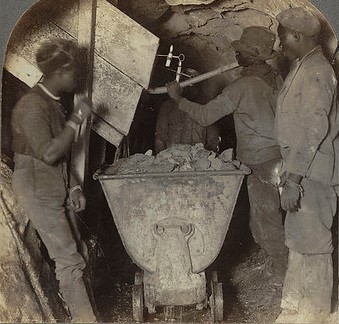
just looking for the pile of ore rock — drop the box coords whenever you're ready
[106,143,243,175]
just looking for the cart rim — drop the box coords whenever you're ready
[94,167,251,181]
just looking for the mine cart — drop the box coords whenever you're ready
[94,166,250,322]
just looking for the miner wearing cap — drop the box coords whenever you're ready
[274,7,338,323]
[167,26,288,286]
[155,68,220,153]
[11,38,97,322]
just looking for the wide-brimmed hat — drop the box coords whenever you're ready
[277,7,321,37]
[232,26,277,60]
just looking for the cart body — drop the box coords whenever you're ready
[96,168,249,315]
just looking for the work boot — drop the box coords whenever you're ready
[265,254,287,287]
[272,256,287,277]
[60,276,97,323]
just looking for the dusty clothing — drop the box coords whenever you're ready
[276,47,338,319]
[11,86,95,322]
[155,99,220,153]
[246,158,287,277]
[178,64,282,165]
[276,48,338,254]
[281,250,333,321]
[12,85,67,160]
[276,47,339,186]
[284,177,336,254]
[178,64,287,274]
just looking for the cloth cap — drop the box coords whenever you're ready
[277,7,321,37]
[36,38,80,74]
[232,26,277,60]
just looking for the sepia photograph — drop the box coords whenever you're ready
[0,0,338,323]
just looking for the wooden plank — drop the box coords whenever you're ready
[95,0,159,88]
[92,54,144,135]
[70,0,97,186]
[6,19,75,73]
[47,0,79,38]
[4,52,42,87]
[91,113,124,146]
[4,0,159,152]
[5,2,77,87]
[4,0,78,85]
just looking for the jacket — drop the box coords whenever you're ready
[275,47,339,186]
[11,85,71,196]
[178,64,282,165]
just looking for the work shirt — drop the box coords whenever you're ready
[275,47,339,186]
[178,65,282,165]
[12,85,67,159]
[11,84,96,322]
[155,99,220,153]
[11,84,70,195]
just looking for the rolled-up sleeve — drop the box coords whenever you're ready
[178,85,238,126]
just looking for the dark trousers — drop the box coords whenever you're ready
[12,163,96,322]
[247,159,287,277]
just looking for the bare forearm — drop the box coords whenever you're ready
[42,100,91,166]
[42,124,77,165]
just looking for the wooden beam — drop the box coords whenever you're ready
[91,113,124,146]
[95,0,159,89]
[70,0,97,186]
[4,52,42,87]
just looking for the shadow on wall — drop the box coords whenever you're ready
[1,70,28,161]
[1,0,338,320]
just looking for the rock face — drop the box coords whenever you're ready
[0,219,43,323]
[120,0,334,100]
[0,157,65,322]
[0,158,46,322]
[165,0,216,5]
[2,1,337,321]
[157,0,306,98]
[105,144,243,175]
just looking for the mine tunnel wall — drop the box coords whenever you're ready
[1,0,338,321]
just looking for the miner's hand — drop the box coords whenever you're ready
[280,183,301,212]
[70,96,93,124]
[68,187,86,212]
[166,81,183,103]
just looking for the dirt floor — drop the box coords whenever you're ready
[1,152,337,323]
[92,244,284,323]
[86,177,338,323]
[91,231,338,323]
[87,186,293,323]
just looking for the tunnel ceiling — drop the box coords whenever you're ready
[6,0,337,101]
[120,0,319,99]
[165,0,217,5]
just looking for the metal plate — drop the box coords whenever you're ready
[99,171,246,274]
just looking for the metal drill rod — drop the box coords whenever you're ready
[148,62,240,94]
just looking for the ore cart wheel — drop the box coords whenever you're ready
[211,271,218,283]
[134,272,143,285]
[132,284,144,322]
[164,305,183,321]
[210,281,223,322]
